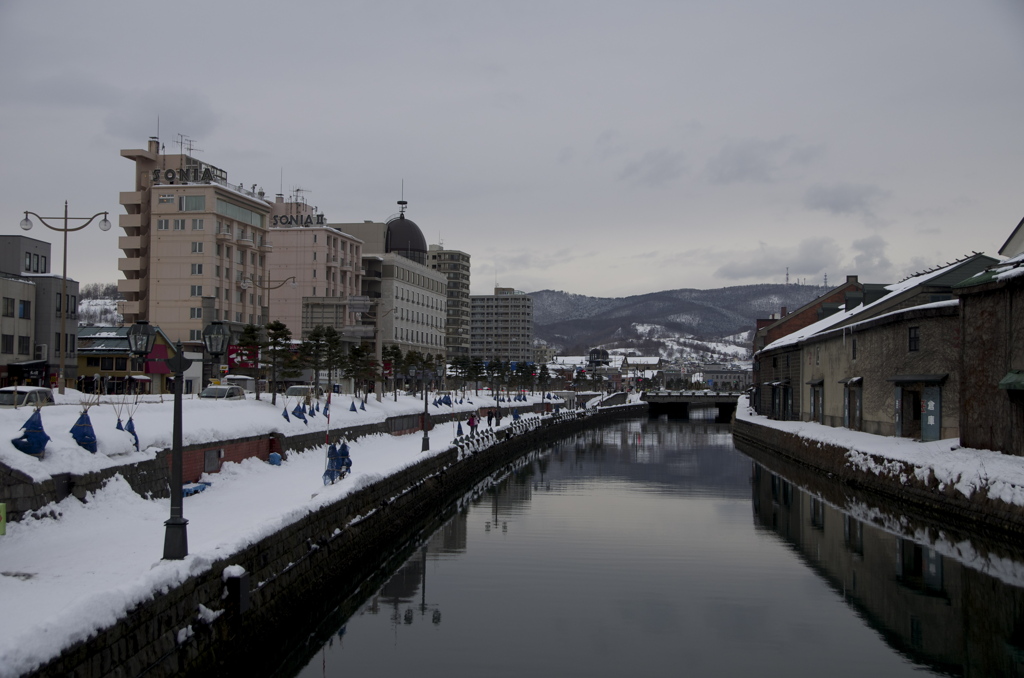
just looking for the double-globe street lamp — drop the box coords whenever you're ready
[20,203,111,394]
[126,318,231,560]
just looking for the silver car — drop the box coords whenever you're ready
[0,386,55,408]
[198,385,246,400]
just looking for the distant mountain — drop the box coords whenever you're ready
[529,284,824,359]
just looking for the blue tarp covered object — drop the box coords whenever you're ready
[12,410,50,457]
[70,411,97,453]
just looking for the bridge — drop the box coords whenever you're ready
[640,391,742,422]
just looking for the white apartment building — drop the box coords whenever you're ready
[429,245,471,359]
[470,287,534,363]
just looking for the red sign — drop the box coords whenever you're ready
[227,345,257,369]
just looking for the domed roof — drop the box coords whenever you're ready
[385,211,427,265]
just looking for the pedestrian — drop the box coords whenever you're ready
[487,409,495,427]
[467,413,478,436]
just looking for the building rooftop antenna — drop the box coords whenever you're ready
[175,133,202,156]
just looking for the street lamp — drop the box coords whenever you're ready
[202,320,230,387]
[162,339,193,560]
[126,320,157,394]
[240,274,297,324]
[21,202,111,394]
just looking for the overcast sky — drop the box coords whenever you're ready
[2,1,1022,298]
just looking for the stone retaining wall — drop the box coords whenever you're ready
[24,403,646,678]
[733,416,1024,541]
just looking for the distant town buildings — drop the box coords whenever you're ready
[429,245,471,359]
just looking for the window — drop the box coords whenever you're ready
[235,312,242,322]
[224,288,230,300]
[236,250,244,264]
[40,256,46,272]
[159,194,174,204]
[157,219,169,230]
[114,357,127,371]
[86,357,100,367]
[18,300,31,319]
[215,265,221,277]
[190,307,203,319]
[190,285,203,297]
[54,332,60,357]
[908,327,920,352]
[1,334,12,354]
[180,195,206,211]
[2,298,13,317]
[191,218,204,230]
[173,219,186,231]
[852,338,858,360]
[237,290,244,303]
[17,336,29,355]
[24,252,31,271]
[100,357,114,371]
[191,242,204,253]
[191,263,203,275]
[33,254,39,272]
[189,329,202,341]
[67,334,75,355]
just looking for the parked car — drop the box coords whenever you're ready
[284,385,324,398]
[198,385,246,400]
[0,386,55,408]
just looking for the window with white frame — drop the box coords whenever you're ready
[191,263,203,275]
[191,242,204,253]
[190,307,203,319]
[157,219,169,230]
[189,329,202,341]
[191,218,204,230]
[190,285,202,296]
[173,219,186,230]
[158,194,174,204]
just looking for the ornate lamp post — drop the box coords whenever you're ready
[202,320,231,387]
[20,203,111,394]
[126,320,157,393]
[162,340,193,560]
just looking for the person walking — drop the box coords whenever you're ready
[487,409,495,427]
[467,413,478,436]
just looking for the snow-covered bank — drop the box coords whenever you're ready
[736,395,1024,508]
[0,390,569,678]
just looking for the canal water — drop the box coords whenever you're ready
[282,415,1024,677]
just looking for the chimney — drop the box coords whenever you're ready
[781,306,788,316]
[846,275,859,285]
[148,137,159,154]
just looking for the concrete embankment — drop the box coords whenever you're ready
[25,404,646,678]
[733,416,1024,541]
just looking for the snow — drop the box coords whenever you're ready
[736,396,1024,507]
[0,388,553,677]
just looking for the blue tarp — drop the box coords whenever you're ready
[292,404,308,424]
[70,411,97,453]
[12,410,50,457]
[125,417,139,451]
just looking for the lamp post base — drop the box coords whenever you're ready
[162,518,189,560]
[421,434,430,452]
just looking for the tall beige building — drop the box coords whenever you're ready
[265,195,364,340]
[470,287,534,363]
[428,245,471,359]
[119,138,270,344]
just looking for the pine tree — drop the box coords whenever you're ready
[265,320,296,406]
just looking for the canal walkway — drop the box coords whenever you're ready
[0,391,637,678]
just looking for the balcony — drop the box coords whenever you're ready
[119,191,144,207]
[118,278,145,295]
[118,257,143,272]
[119,213,143,229]
[118,235,143,251]
[120,300,141,316]
[216,228,233,240]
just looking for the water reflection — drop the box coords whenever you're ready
[285,419,1024,678]
[751,461,1024,677]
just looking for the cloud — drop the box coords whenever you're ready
[803,182,890,226]
[847,234,894,280]
[619,149,687,187]
[2,70,122,108]
[103,89,221,142]
[705,136,822,184]
[713,237,841,280]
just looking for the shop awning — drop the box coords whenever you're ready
[145,344,170,375]
[998,370,1024,391]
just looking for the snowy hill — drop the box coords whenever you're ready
[530,284,823,359]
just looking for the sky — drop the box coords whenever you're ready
[1,1,1023,298]
[2,391,1024,676]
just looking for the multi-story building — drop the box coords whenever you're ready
[119,138,271,345]
[470,287,534,364]
[0,236,79,387]
[428,244,471,359]
[265,194,364,341]
[334,204,447,357]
